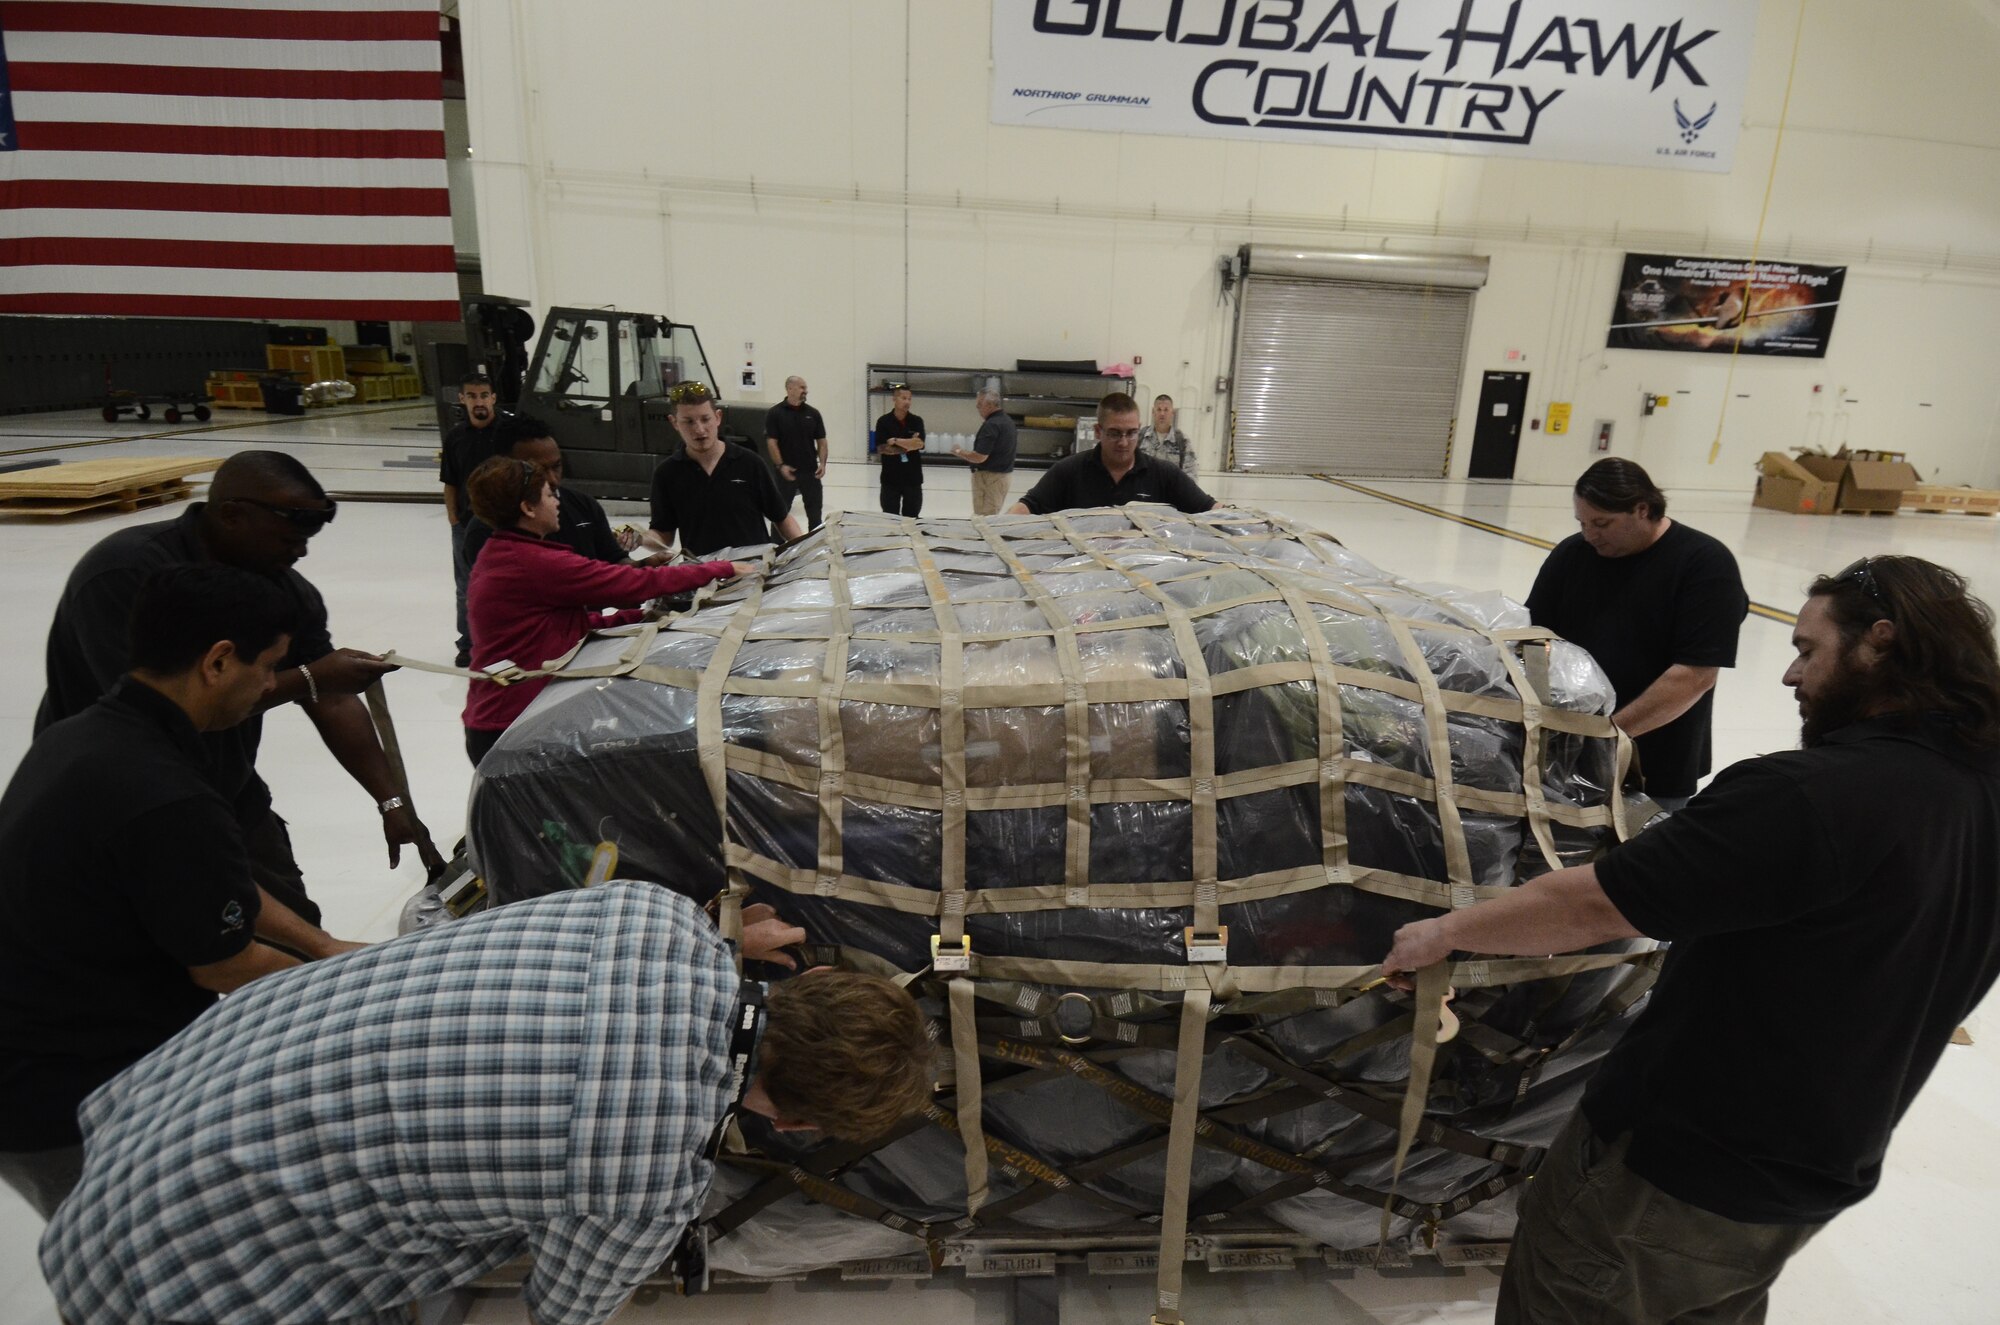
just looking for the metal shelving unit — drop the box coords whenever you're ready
[863,363,1135,470]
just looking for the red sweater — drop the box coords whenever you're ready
[464,529,734,732]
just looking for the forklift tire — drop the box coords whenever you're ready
[194,405,212,422]
[101,405,119,423]
[135,404,151,421]
[165,407,182,423]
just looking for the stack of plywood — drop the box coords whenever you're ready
[0,457,223,517]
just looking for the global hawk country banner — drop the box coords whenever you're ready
[992,1,1754,172]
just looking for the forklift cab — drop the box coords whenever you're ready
[521,308,718,499]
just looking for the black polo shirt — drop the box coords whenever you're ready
[1526,522,1747,798]
[971,411,1018,473]
[1016,446,1215,515]
[876,410,926,487]
[461,484,624,569]
[36,503,337,819]
[648,443,789,557]
[0,678,261,1149]
[764,400,827,470]
[439,415,507,518]
[1587,714,2000,1223]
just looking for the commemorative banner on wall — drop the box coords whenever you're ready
[1607,254,1847,358]
[991,2,1754,172]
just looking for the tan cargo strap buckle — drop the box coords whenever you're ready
[931,933,971,974]
[1182,926,1228,964]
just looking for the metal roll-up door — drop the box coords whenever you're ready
[1228,247,1486,476]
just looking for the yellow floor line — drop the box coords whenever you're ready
[1315,474,1799,628]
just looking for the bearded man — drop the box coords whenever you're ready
[1384,555,2000,1325]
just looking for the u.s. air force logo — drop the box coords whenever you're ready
[221,900,246,932]
[1675,98,1717,144]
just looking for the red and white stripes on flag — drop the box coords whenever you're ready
[0,0,460,320]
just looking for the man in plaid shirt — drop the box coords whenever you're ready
[40,883,932,1325]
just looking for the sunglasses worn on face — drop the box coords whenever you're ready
[230,497,337,531]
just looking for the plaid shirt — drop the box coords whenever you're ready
[41,883,742,1325]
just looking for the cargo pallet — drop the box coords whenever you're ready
[1902,485,2000,516]
[425,1228,1510,1325]
[0,456,222,517]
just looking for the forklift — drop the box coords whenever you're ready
[439,302,770,502]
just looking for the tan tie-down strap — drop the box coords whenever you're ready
[529,510,1656,1281]
[381,550,756,685]
[1152,984,1210,1325]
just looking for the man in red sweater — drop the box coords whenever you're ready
[461,455,757,765]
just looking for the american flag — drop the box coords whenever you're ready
[0,0,459,320]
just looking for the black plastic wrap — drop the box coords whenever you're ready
[462,507,1656,1265]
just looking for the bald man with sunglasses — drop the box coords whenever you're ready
[37,451,447,925]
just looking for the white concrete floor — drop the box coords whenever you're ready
[2,403,1997,1323]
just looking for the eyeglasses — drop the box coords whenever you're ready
[1834,557,1890,614]
[667,381,717,405]
[228,497,337,531]
[1100,427,1142,442]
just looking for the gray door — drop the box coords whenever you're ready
[1229,277,1474,476]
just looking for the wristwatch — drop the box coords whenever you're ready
[377,796,406,815]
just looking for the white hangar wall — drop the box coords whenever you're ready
[461,0,2000,488]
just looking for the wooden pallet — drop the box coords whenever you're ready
[0,480,195,516]
[0,456,221,516]
[1902,485,2000,516]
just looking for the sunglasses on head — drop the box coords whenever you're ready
[1834,557,1890,614]
[229,496,337,531]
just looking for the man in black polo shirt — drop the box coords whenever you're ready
[0,565,362,1221]
[645,382,803,559]
[875,384,926,518]
[765,374,829,531]
[1011,391,1214,516]
[37,452,446,925]
[461,414,637,570]
[1527,458,1748,810]
[439,373,506,666]
[1383,555,2000,1324]
[953,381,1018,516]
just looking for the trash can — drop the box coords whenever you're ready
[260,377,306,415]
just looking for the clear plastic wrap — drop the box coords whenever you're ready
[459,506,1652,1267]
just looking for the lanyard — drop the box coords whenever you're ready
[702,979,767,1161]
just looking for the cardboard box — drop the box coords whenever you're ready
[1754,452,1837,515]
[1784,451,1923,515]
[1834,457,1923,513]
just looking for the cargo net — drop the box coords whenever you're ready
[461,505,1662,1296]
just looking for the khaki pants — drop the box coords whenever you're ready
[971,469,1011,516]
[1498,1111,1824,1324]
